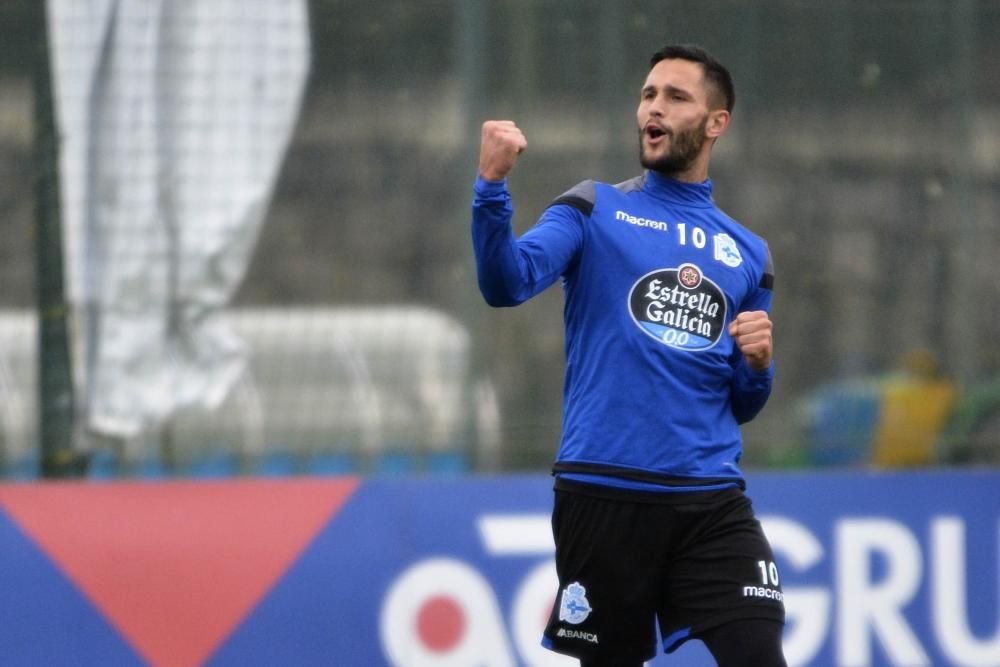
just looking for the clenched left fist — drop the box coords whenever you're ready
[728,310,773,371]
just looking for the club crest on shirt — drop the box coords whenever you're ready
[558,582,593,625]
[713,232,743,268]
[628,263,727,351]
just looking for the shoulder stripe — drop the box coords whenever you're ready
[612,174,646,195]
[550,194,593,215]
[547,180,596,216]
[760,246,774,290]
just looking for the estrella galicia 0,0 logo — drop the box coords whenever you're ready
[628,263,726,351]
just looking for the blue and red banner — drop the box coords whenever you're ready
[1,471,998,666]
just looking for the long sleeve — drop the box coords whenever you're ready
[729,357,774,424]
[471,175,584,307]
[729,245,775,423]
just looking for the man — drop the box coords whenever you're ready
[471,45,786,666]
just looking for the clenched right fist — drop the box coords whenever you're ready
[479,120,527,181]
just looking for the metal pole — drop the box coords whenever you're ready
[30,0,80,478]
[948,0,978,383]
[457,0,495,470]
[598,1,624,175]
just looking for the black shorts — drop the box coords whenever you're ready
[542,483,785,663]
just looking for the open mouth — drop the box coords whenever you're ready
[644,124,669,143]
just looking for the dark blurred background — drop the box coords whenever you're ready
[1,0,998,476]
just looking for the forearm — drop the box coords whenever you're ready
[472,176,533,306]
[471,175,583,307]
[730,358,774,424]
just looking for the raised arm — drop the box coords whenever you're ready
[472,121,584,307]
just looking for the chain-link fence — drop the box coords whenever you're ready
[1,0,999,478]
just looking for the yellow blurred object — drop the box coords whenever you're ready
[871,349,957,467]
[901,347,942,379]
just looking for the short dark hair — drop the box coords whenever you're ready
[649,44,735,113]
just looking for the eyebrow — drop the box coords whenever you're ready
[641,83,694,99]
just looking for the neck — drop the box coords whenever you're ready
[661,164,708,183]
[663,151,711,183]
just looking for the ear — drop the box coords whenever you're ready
[706,109,730,139]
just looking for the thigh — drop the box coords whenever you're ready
[657,492,785,653]
[700,618,788,667]
[542,491,662,664]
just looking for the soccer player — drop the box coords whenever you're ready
[471,45,786,666]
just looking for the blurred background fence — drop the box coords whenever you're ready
[1,0,999,479]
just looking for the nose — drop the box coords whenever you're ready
[647,95,665,118]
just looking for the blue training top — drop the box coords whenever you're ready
[472,170,774,493]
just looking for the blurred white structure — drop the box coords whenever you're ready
[0,307,499,473]
[47,0,310,441]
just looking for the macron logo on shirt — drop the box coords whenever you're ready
[615,210,668,232]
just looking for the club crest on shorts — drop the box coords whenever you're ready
[558,582,592,624]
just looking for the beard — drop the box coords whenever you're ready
[639,114,708,175]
